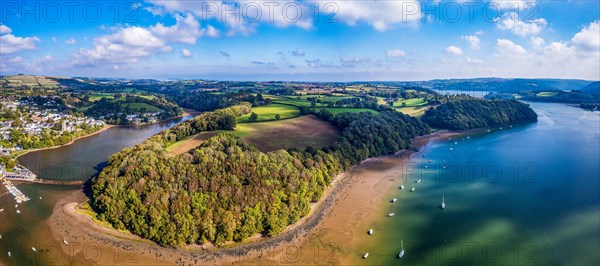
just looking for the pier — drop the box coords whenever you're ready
[1,165,36,203]
[1,178,30,203]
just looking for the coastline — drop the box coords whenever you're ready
[44,129,463,265]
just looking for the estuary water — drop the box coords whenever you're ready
[356,102,600,265]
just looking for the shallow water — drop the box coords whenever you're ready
[356,102,600,265]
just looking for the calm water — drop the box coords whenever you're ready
[19,116,192,181]
[0,116,191,265]
[357,102,600,265]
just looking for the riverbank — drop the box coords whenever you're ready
[45,130,462,265]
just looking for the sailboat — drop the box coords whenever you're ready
[398,240,405,258]
[440,194,446,209]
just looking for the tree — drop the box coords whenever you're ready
[402,102,407,107]
[249,112,258,122]
[265,98,273,105]
[275,114,281,120]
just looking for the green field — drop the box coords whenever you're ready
[396,106,430,117]
[123,102,162,112]
[314,107,378,115]
[88,93,115,101]
[237,103,301,123]
[393,98,428,107]
[536,91,559,97]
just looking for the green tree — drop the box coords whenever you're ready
[275,114,281,120]
[249,112,258,122]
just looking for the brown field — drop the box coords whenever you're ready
[232,115,340,152]
[166,131,223,156]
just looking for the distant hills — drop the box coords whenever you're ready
[580,81,600,96]
[421,78,596,93]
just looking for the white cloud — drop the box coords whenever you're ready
[444,46,463,56]
[461,35,481,49]
[386,49,406,58]
[73,26,171,67]
[292,48,306,57]
[206,25,219,38]
[0,25,12,35]
[65,38,77,45]
[321,1,421,31]
[497,12,547,37]
[490,0,536,10]
[571,20,600,53]
[495,38,526,56]
[0,25,40,54]
[150,13,203,44]
[530,36,545,47]
[180,48,193,58]
[467,57,483,64]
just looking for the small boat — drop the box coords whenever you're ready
[32,247,37,252]
[400,185,405,190]
[454,141,458,145]
[410,185,415,192]
[424,165,429,169]
[415,179,422,183]
[449,147,454,151]
[16,210,20,214]
[398,240,405,258]
[8,251,11,257]
[388,213,395,217]
[442,165,447,169]
[14,205,18,208]
[487,129,491,133]
[363,253,369,259]
[391,198,398,203]
[39,196,42,200]
[440,194,446,209]
[368,229,373,235]
[500,127,503,130]
[63,239,69,245]
[467,136,471,139]
[0,208,4,212]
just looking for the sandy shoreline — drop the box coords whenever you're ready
[45,130,463,265]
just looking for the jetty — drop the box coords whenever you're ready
[1,178,30,203]
[1,165,36,203]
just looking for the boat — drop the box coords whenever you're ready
[440,194,446,209]
[400,185,405,190]
[410,185,415,192]
[368,229,373,235]
[363,253,369,259]
[424,165,428,169]
[454,141,458,145]
[416,179,422,183]
[428,160,432,163]
[63,239,69,245]
[442,165,447,169]
[16,210,20,214]
[0,209,4,212]
[32,247,37,252]
[391,198,398,203]
[487,129,491,133]
[388,213,395,217]
[398,240,405,258]
[39,196,42,200]
[449,147,454,151]
[8,251,11,257]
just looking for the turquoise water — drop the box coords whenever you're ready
[359,102,600,265]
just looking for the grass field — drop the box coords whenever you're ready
[124,102,162,112]
[536,91,559,97]
[313,107,378,115]
[233,115,340,152]
[396,106,430,117]
[237,103,301,123]
[393,98,428,107]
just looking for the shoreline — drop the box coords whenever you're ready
[45,129,463,265]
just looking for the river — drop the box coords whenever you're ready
[0,116,192,266]
[354,102,600,265]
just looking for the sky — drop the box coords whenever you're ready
[0,0,599,81]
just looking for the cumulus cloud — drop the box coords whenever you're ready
[461,35,481,49]
[73,26,171,67]
[150,13,204,44]
[571,20,600,52]
[497,12,547,37]
[65,38,77,45]
[444,46,463,56]
[0,25,40,54]
[292,48,305,57]
[530,36,545,47]
[386,49,406,58]
[322,1,421,31]
[180,48,193,57]
[495,39,526,56]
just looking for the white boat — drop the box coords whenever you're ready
[410,185,415,192]
[63,239,69,245]
[363,253,369,259]
[368,229,373,235]
[8,251,11,257]
[0,209,4,212]
[424,165,429,169]
[32,247,37,252]
[454,141,458,145]
[442,165,447,169]
[39,196,42,200]
[391,198,398,203]
[388,213,395,217]
[449,147,454,151]
[399,240,405,258]
[416,179,422,183]
[440,194,446,209]
[400,185,405,190]
[16,210,20,214]
[487,129,491,133]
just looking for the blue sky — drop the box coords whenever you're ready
[1,0,599,81]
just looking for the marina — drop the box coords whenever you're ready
[1,178,31,203]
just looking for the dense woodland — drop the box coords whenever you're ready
[421,99,538,130]
[90,104,430,247]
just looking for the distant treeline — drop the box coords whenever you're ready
[90,104,430,247]
[421,99,538,130]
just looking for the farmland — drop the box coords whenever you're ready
[237,103,301,122]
